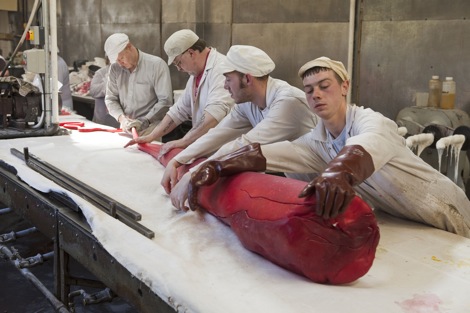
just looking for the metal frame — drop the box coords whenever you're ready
[0,165,174,312]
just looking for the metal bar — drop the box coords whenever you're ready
[0,245,71,313]
[0,166,173,313]
[11,147,140,220]
[10,147,155,239]
[0,207,13,215]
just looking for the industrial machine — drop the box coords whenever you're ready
[0,76,42,129]
[396,106,470,196]
[0,0,61,139]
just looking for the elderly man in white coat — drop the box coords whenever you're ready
[104,33,173,136]
[181,56,470,239]
[162,45,318,205]
[124,29,233,152]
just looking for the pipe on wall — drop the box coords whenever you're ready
[347,0,355,104]
[49,0,59,126]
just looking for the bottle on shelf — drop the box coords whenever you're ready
[440,77,456,110]
[427,75,442,108]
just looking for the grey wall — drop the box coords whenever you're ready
[54,0,470,121]
[357,0,470,120]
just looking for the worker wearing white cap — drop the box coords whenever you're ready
[104,33,173,136]
[181,56,470,239]
[161,45,318,204]
[57,54,73,111]
[124,29,233,153]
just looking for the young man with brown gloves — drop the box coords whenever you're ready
[176,56,470,239]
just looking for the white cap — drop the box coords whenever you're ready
[164,29,199,65]
[219,45,275,77]
[298,56,349,81]
[104,33,130,63]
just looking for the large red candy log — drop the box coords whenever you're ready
[136,144,199,179]
[138,143,380,284]
[197,173,380,284]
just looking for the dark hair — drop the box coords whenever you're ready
[303,67,343,84]
[234,72,269,81]
[189,39,207,52]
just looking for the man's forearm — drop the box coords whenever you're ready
[147,115,177,141]
[179,113,218,147]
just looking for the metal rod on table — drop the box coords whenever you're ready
[10,147,154,239]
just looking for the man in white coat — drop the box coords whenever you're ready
[104,33,173,136]
[124,29,233,152]
[162,45,318,204]
[181,56,470,239]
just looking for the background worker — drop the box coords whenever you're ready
[57,52,73,111]
[161,45,318,196]
[180,56,470,239]
[104,33,173,136]
[124,29,233,152]
[88,57,120,128]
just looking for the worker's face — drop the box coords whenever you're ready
[224,72,250,104]
[116,44,137,71]
[172,50,197,75]
[302,69,349,121]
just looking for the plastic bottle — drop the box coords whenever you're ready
[440,77,456,110]
[427,75,441,108]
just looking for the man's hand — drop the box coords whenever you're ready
[158,140,184,157]
[298,173,356,219]
[187,161,220,211]
[123,134,152,148]
[161,159,182,194]
[169,173,191,211]
[298,145,374,220]
[126,117,150,132]
[119,116,132,132]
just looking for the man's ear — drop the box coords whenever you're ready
[341,80,350,97]
[244,73,254,85]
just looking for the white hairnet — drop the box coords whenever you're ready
[218,45,275,77]
[298,56,349,81]
[104,33,130,63]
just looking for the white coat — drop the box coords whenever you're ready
[174,77,318,164]
[260,104,470,238]
[105,50,173,123]
[166,48,233,126]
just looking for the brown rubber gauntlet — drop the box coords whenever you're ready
[298,145,375,219]
[188,143,267,211]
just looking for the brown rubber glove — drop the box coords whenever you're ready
[188,143,267,211]
[298,145,374,219]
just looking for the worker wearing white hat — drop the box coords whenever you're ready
[179,56,470,239]
[161,45,318,204]
[104,33,173,136]
[124,29,233,153]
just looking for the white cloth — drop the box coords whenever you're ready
[105,50,173,123]
[1,118,470,313]
[173,77,318,164]
[260,104,470,238]
[166,48,233,126]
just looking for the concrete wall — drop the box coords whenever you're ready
[2,0,469,121]
[357,0,470,120]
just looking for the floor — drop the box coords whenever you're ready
[0,206,138,313]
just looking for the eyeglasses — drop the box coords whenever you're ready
[173,50,189,68]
